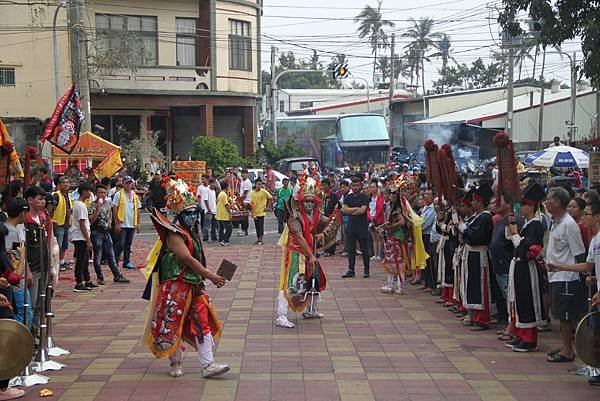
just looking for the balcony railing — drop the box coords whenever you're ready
[92,65,211,92]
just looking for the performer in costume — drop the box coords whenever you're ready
[436,201,460,306]
[380,181,409,294]
[276,176,340,328]
[505,182,547,352]
[449,191,474,318]
[459,184,494,331]
[142,177,229,378]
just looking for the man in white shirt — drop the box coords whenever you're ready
[238,169,252,237]
[70,182,97,292]
[544,186,586,363]
[197,175,213,241]
[548,199,600,385]
[204,178,218,241]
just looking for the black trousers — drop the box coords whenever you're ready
[346,228,370,273]
[422,235,434,289]
[218,220,232,243]
[241,216,249,233]
[0,378,9,389]
[254,216,265,238]
[73,240,91,284]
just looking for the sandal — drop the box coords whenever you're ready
[469,324,489,331]
[547,348,561,356]
[461,319,472,326]
[497,333,514,341]
[547,353,575,363]
[435,299,445,304]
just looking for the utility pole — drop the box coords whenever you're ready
[569,52,577,143]
[270,46,278,146]
[52,2,65,101]
[596,89,600,140]
[388,33,395,141]
[537,50,546,148]
[68,0,91,132]
[506,38,515,138]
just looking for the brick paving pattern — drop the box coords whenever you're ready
[17,239,598,401]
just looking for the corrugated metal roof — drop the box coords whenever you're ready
[413,89,596,125]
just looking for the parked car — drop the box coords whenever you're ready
[247,169,288,190]
[274,157,319,175]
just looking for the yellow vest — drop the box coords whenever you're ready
[52,192,72,226]
[117,189,139,227]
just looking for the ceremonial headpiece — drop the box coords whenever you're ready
[297,175,322,202]
[472,183,494,205]
[162,176,198,215]
[387,174,419,197]
[521,182,545,206]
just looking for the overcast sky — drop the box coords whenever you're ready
[261,0,582,90]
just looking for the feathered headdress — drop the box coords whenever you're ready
[387,174,419,198]
[162,175,198,215]
[297,175,322,202]
[493,132,521,206]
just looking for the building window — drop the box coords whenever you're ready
[299,101,313,109]
[176,18,196,66]
[279,100,285,113]
[95,14,158,66]
[229,20,251,71]
[0,67,15,86]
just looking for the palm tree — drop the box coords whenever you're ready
[402,17,442,95]
[430,34,457,92]
[354,0,396,86]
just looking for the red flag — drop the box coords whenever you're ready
[43,83,84,154]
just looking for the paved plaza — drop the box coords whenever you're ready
[18,234,598,401]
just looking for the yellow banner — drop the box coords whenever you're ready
[94,149,123,179]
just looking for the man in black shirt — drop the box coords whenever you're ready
[147,171,167,211]
[341,177,371,278]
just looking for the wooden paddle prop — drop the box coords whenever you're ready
[493,132,521,211]
[439,144,458,207]
[424,140,443,197]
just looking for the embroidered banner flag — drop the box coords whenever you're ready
[43,83,84,154]
[93,149,123,179]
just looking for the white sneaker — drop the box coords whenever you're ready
[202,362,230,378]
[381,284,394,294]
[394,286,405,295]
[169,363,184,377]
[275,316,295,328]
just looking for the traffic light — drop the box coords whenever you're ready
[333,64,349,79]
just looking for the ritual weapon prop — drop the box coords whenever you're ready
[30,225,65,373]
[10,225,49,387]
[302,234,322,317]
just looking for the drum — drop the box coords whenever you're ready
[574,311,600,369]
[0,319,35,380]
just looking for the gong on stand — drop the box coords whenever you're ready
[0,319,46,386]
[569,310,600,377]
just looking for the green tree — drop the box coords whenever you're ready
[261,51,344,94]
[402,17,442,95]
[191,136,241,175]
[498,0,600,87]
[251,138,304,166]
[121,131,165,171]
[354,0,396,86]
[376,54,401,83]
[431,58,503,92]
[430,34,457,92]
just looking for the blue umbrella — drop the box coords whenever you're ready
[524,145,588,168]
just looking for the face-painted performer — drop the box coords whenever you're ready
[142,177,229,378]
[275,176,340,328]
